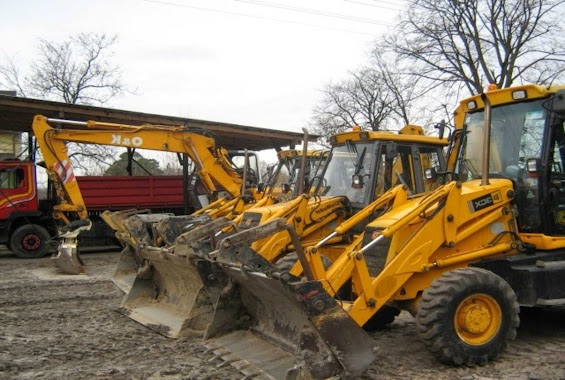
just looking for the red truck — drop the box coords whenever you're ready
[0,160,187,258]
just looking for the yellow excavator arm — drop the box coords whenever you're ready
[32,115,244,224]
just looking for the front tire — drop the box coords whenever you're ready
[416,267,519,366]
[363,305,401,331]
[275,252,332,273]
[10,224,52,258]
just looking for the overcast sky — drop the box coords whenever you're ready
[2,0,404,133]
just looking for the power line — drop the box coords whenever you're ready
[344,0,403,11]
[143,0,384,36]
[235,0,395,26]
[368,0,407,6]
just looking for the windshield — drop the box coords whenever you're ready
[259,152,328,198]
[228,152,261,183]
[266,159,292,188]
[461,99,547,181]
[313,142,375,203]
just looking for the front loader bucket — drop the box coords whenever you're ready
[102,209,154,290]
[112,213,210,293]
[112,213,177,293]
[100,209,150,236]
[154,214,212,246]
[112,245,140,293]
[202,223,377,379]
[119,217,233,338]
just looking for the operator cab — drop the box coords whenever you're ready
[459,87,565,235]
[226,150,262,185]
[310,130,447,213]
[262,150,327,200]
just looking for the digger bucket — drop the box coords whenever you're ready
[202,221,377,379]
[51,220,92,275]
[118,217,234,338]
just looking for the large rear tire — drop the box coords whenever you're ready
[416,267,519,366]
[10,224,52,258]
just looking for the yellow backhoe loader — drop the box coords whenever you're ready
[116,124,448,343]
[31,115,260,274]
[199,84,565,379]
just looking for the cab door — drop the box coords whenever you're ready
[0,162,38,219]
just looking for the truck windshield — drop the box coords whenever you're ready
[461,99,546,181]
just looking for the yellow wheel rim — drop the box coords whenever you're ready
[454,293,502,345]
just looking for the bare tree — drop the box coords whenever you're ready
[310,68,392,137]
[310,48,433,140]
[0,55,28,97]
[368,49,442,126]
[310,0,564,141]
[0,33,130,173]
[1,33,126,105]
[385,0,565,94]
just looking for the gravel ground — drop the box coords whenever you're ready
[0,250,564,380]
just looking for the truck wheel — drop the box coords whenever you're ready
[363,305,401,331]
[10,225,52,259]
[416,267,519,366]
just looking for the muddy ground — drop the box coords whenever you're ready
[0,249,564,380]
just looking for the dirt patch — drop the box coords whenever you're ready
[1,251,564,379]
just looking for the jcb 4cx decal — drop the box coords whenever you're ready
[468,191,502,213]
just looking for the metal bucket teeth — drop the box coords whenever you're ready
[204,335,297,380]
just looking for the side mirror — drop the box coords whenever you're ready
[553,90,565,117]
[351,174,364,189]
[256,182,265,193]
[526,158,541,176]
[434,120,446,140]
[282,183,291,193]
[425,167,438,180]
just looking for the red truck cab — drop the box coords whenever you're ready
[0,161,55,258]
[0,160,190,259]
[0,161,38,218]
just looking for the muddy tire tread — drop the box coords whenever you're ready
[416,267,519,366]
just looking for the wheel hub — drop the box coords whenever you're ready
[22,234,41,250]
[457,303,491,334]
[454,293,502,345]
